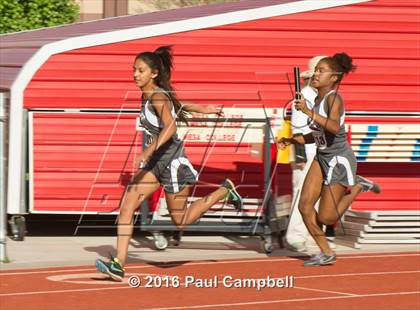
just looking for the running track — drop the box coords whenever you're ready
[1,252,419,310]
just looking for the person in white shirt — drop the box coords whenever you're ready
[286,56,336,252]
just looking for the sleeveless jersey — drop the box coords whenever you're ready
[137,87,198,193]
[138,88,183,156]
[309,90,357,187]
[309,90,348,155]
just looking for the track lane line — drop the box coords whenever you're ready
[297,270,420,279]
[0,286,132,297]
[294,286,358,296]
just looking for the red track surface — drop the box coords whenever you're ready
[1,252,419,310]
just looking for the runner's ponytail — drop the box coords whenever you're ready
[135,46,188,124]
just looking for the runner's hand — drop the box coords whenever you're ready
[294,93,310,115]
[204,105,224,116]
[134,153,149,169]
[276,137,292,150]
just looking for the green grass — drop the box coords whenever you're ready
[1,256,12,263]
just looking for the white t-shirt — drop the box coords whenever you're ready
[291,85,317,155]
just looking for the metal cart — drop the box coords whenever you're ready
[137,117,288,253]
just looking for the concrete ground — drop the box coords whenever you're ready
[1,233,417,270]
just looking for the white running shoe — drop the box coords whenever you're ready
[356,175,381,193]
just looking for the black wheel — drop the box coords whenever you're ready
[9,216,26,241]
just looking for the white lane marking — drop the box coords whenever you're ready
[1,270,419,297]
[144,291,420,310]
[294,286,358,296]
[298,270,420,279]
[46,273,156,285]
[1,252,419,276]
[0,286,133,297]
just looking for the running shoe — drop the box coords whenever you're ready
[304,252,336,267]
[95,255,125,282]
[356,175,381,193]
[221,178,243,211]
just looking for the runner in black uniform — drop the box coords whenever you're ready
[277,53,380,266]
[96,46,243,281]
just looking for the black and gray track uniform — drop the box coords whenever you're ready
[138,88,198,193]
[309,90,357,187]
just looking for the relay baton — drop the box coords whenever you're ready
[294,66,301,100]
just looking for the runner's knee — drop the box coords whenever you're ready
[169,212,185,229]
[119,195,145,220]
[298,195,316,218]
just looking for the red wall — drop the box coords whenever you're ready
[25,0,420,112]
[26,0,420,212]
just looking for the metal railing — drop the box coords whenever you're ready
[0,92,8,262]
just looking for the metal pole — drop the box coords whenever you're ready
[138,103,149,226]
[263,119,271,193]
[0,92,8,262]
[263,119,274,237]
[140,129,149,226]
[20,109,28,213]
